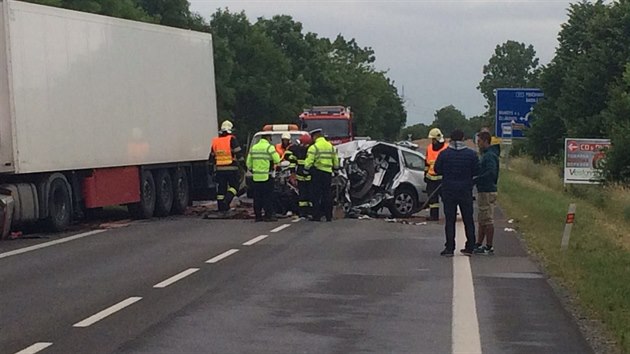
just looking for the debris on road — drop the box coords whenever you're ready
[99,220,132,229]
[504,227,516,232]
[508,219,514,224]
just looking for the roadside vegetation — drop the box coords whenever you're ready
[499,157,630,352]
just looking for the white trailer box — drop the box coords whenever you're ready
[0,0,217,174]
[0,0,219,234]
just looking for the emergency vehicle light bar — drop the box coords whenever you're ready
[262,124,299,131]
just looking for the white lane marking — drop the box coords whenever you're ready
[291,218,302,223]
[14,342,53,354]
[452,218,482,354]
[153,268,200,288]
[0,230,107,260]
[270,224,291,233]
[243,235,269,246]
[73,297,142,328]
[206,249,239,264]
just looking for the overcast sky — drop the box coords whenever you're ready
[188,0,574,126]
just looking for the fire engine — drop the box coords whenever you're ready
[298,106,355,145]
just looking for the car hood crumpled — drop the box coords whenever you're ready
[333,140,407,218]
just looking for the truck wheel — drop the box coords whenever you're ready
[388,187,417,218]
[171,168,189,215]
[46,177,72,231]
[154,169,173,217]
[129,170,155,219]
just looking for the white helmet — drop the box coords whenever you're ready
[428,128,444,143]
[281,132,291,140]
[220,120,233,133]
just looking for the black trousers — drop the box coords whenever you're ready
[253,179,274,219]
[441,188,476,252]
[215,169,240,212]
[311,169,332,221]
[426,179,442,220]
[297,179,312,217]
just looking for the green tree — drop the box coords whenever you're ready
[431,105,473,138]
[478,40,541,110]
[400,122,430,141]
[527,0,630,164]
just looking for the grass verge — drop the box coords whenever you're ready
[499,158,630,353]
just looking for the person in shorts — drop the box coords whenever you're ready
[474,131,500,255]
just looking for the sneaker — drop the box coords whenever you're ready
[473,245,486,254]
[460,248,473,256]
[474,245,494,255]
[440,249,454,257]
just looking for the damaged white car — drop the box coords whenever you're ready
[334,140,428,218]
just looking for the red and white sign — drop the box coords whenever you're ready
[564,138,611,184]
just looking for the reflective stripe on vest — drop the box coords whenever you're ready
[426,143,448,179]
[306,137,339,173]
[249,141,279,182]
[212,136,234,166]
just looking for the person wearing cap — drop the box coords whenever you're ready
[246,133,282,222]
[210,120,245,215]
[425,127,449,221]
[434,129,480,257]
[287,133,313,218]
[304,128,339,222]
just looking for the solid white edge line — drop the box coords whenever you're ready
[0,230,107,260]
[243,235,269,246]
[73,297,142,328]
[14,342,53,354]
[270,224,291,233]
[452,215,482,354]
[205,249,239,263]
[153,268,200,288]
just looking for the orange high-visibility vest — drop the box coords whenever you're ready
[426,143,449,179]
[275,143,288,159]
[212,135,234,166]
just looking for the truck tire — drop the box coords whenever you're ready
[129,170,156,219]
[154,169,173,217]
[388,186,417,218]
[171,168,189,215]
[46,177,72,231]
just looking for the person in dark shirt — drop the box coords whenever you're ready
[434,129,480,257]
[473,131,500,255]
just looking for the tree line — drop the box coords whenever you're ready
[417,1,629,183]
[24,0,407,141]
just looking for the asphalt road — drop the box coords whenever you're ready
[0,210,592,354]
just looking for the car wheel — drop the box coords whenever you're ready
[388,187,417,218]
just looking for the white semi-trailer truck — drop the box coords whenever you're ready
[0,0,218,236]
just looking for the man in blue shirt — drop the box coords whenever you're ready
[434,129,480,257]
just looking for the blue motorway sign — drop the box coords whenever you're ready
[495,88,544,138]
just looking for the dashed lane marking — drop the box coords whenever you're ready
[14,342,53,354]
[243,235,269,246]
[205,249,239,264]
[270,224,291,233]
[153,268,200,288]
[73,297,142,328]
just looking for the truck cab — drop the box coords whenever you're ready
[298,106,354,145]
